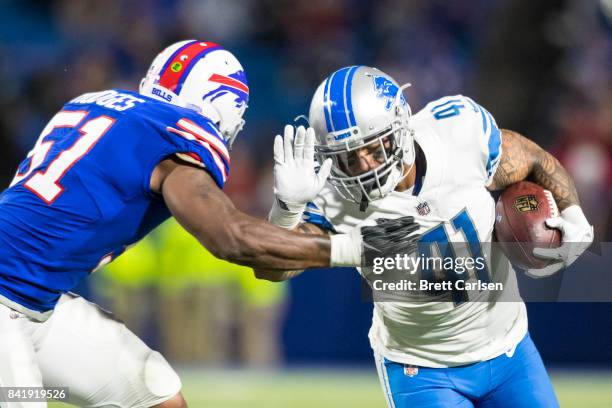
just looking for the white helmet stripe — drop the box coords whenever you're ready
[323,70,336,132]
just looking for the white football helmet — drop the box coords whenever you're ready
[140,40,249,148]
[308,66,414,207]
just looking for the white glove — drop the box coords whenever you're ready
[273,125,332,206]
[526,205,594,278]
[268,125,332,229]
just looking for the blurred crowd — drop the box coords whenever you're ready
[0,0,610,363]
[98,219,287,367]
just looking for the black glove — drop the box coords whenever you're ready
[361,216,421,267]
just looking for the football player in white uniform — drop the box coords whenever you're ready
[256,66,593,407]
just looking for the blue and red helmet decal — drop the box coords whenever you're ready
[157,40,249,108]
[158,41,220,93]
[203,71,249,108]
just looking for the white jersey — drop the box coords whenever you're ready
[305,95,527,368]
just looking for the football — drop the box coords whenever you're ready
[494,181,561,269]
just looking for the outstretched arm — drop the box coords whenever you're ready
[155,158,419,271]
[159,159,331,270]
[253,222,329,282]
[487,129,579,210]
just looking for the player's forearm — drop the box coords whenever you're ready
[212,212,331,270]
[253,258,307,281]
[162,163,332,270]
[529,148,579,210]
[252,223,322,281]
[490,130,579,210]
[254,268,305,282]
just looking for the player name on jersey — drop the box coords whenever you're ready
[70,90,145,112]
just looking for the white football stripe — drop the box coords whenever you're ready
[177,118,229,162]
[167,127,227,182]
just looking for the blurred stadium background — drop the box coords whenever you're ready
[1,0,611,406]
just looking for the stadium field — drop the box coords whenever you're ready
[49,367,612,407]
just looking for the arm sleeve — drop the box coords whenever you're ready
[162,115,230,189]
[462,96,502,185]
[428,95,502,185]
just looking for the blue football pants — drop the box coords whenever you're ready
[375,333,559,407]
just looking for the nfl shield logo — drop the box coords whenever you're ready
[404,365,419,377]
[416,202,430,216]
[513,194,539,213]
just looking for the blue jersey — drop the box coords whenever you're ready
[0,89,230,317]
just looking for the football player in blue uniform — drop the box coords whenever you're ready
[0,43,419,408]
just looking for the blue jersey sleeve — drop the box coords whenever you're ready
[137,103,230,190]
[161,113,230,189]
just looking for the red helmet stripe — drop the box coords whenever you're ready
[158,41,219,92]
[208,73,249,94]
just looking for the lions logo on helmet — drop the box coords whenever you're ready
[372,74,407,111]
[309,66,415,209]
[140,40,249,148]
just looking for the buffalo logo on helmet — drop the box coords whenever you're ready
[513,195,539,213]
[203,71,249,109]
[371,74,407,111]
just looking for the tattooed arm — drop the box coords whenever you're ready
[488,129,594,277]
[487,129,579,210]
[253,222,331,282]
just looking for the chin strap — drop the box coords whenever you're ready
[359,193,369,212]
[198,99,222,125]
[201,97,245,149]
[400,128,416,180]
[359,181,376,212]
